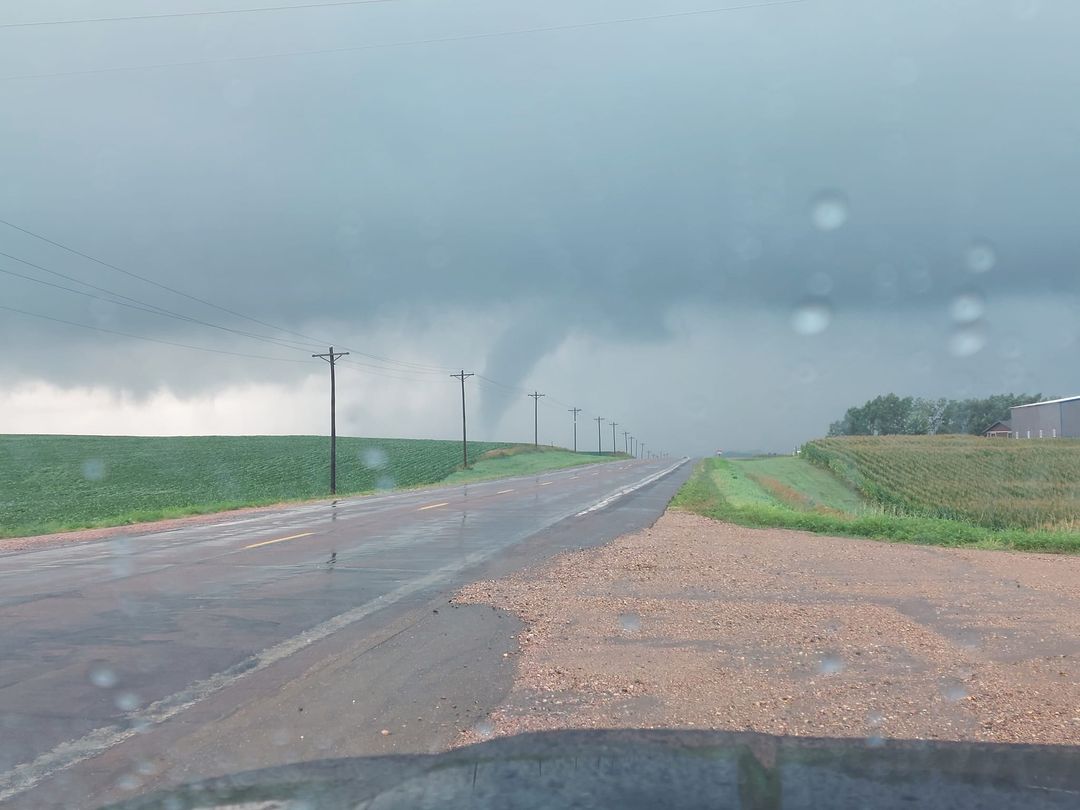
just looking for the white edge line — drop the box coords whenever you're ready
[574,459,688,517]
[0,546,501,802]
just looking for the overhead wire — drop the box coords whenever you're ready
[0,0,807,82]
[0,252,328,354]
[0,218,455,373]
[0,303,311,363]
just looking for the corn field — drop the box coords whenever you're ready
[803,435,1080,531]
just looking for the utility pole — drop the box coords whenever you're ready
[528,392,545,447]
[450,370,475,468]
[641,442,646,460]
[312,346,350,495]
[568,407,582,452]
[595,416,604,454]
[610,421,618,456]
[622,430,629,455]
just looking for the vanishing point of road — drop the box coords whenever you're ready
[0,457,690,808]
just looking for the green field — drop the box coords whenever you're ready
[0,435,612,539]
[672,455,1080,554]
[804,435,1080,531]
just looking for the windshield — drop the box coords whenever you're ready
[2,1,1079,808]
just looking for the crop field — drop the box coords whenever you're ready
[673,454,1080,554]
[0,435,532,538]
[804,435,1080,531]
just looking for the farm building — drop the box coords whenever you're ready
[983,420,1012,438]
[1010,395,1080,438]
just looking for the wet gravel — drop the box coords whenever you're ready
[454,511,1080,746]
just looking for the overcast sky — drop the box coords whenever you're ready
[1,0,1078,455]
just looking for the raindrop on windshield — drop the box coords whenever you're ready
[819,654,844,675]
[949,323,987,357]
[943,683,968,702]
[89,665,117,688]
[809,191,848,231]
[791,299,833,336]
[81,458,106,482]
[950,290,986,324]
[619,613,642,634]
[964,240,997,274]
[375,475,396,491]
[361,447,388,469]
[473,720,495,739]
[115,692,141,712]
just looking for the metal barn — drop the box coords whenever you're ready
[1010,396,1080,439]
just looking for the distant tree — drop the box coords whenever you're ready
[827,393,1050,436]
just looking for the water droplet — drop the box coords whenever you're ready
[115,774,141,792]
[115,692,141,712]
[81,458,106,482]
[950,290,985,324]
[866,735,885,748]
[375,475,395,491]
[130,717,152,734]
[810,191,848,231]
[965,240,996,274]
[89,665,117,688]
[473,720,494,740]
[807,272,833,296]
[135,759,158,776]
[361,447,388,469]
[943,683,968,702]
[109,538,133,577]
[867,712,884,727]
[619,613,641,634]
[949,323,987,358]
[791,299,833,336]
[819,654,844,675]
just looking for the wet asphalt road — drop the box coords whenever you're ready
[0,457,690,807]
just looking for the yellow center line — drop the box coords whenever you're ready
[243,531,315,550]
[418,502,450,511]
[496,489,514,494]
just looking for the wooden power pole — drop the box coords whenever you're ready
[568,407,582,452]
[312,346,349,495]
[451,370,475,468]
[528,392,545,446]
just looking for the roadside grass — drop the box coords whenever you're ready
[0,435,610,539]
[672,458,1080,554]
[736,456,871,515]
[441,447,621,485]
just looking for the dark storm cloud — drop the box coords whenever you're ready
[1,0,1079,410]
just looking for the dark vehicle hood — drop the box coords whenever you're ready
[105,728,1080,809]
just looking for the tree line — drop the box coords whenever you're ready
[827,393,1051,437]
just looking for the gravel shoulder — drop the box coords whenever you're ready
[454,510,1080,746]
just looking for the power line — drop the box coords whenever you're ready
[0,0,397,29]
[0,252,325,354]
[0,303,310,363]
[1,0,806,82]
[0,217,453,374]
